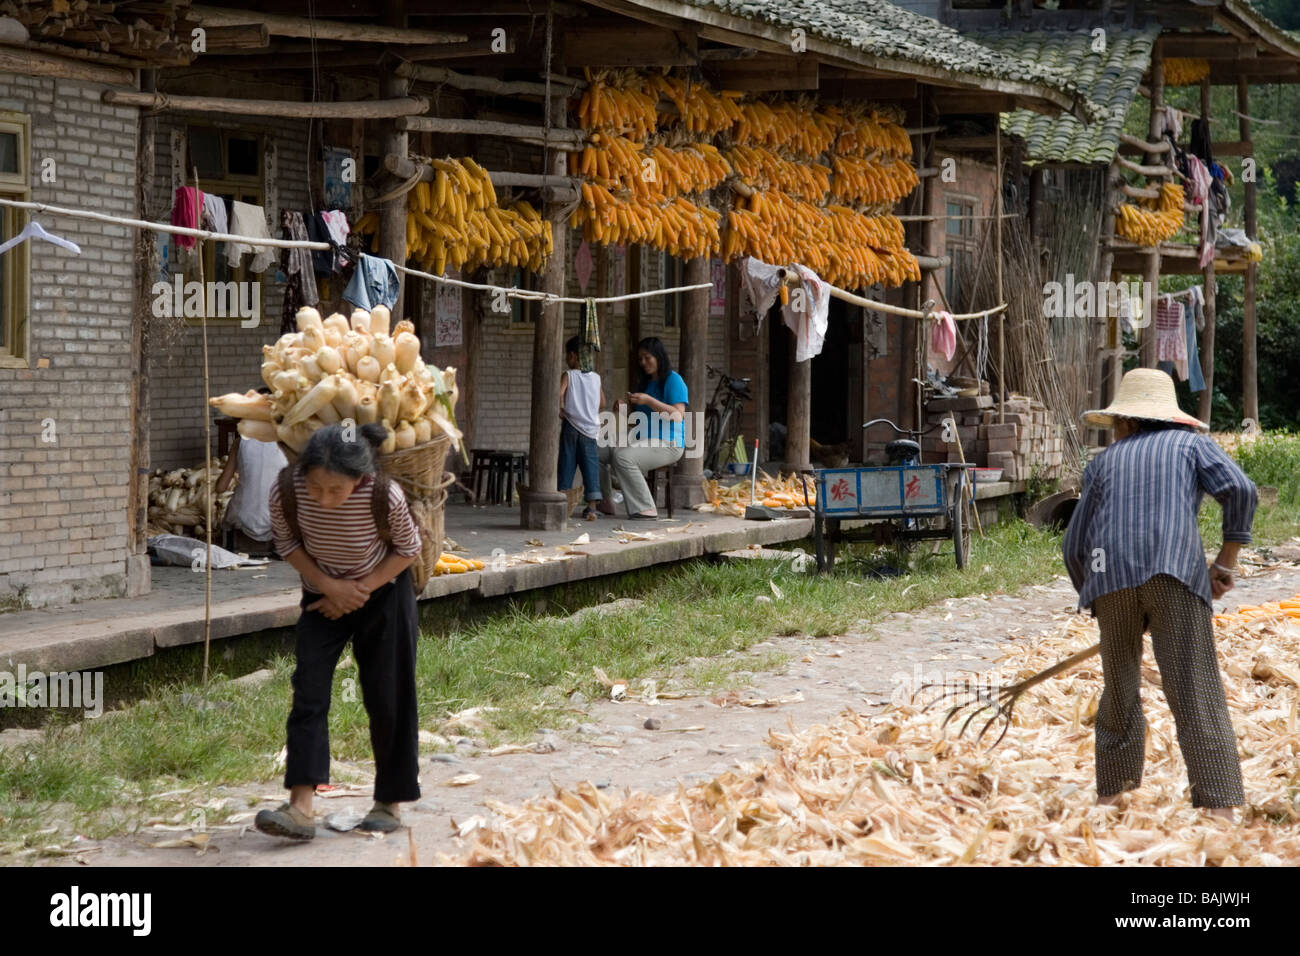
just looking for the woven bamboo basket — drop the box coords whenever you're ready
[278,434,455,583]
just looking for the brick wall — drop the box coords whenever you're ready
[147,113,313,469]
[0,76,138,607]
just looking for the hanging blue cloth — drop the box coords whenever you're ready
[342,253,400,311]
[1184,302,1205,393]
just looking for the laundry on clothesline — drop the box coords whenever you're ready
[201,192,228,236]
[343,252,401,311]
[170,186,203,248]
[226,200,276,273]
[782,263,829,361]
[930,310,957,362]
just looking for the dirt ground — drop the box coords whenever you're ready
[60,558,1300,868]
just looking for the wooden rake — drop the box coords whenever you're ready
[917,643,1102,749]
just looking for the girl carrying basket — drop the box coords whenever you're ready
[255,422,423,840]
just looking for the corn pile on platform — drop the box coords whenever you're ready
[456,597,1300,866]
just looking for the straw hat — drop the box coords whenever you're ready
[1082,368,1208,431]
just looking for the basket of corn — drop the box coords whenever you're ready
[210,304,466,586]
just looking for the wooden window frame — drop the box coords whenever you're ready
[0,112,31,368]
[944,194,978,311]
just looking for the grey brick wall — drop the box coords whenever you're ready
[147,114,313,470]
[0,76,138,607]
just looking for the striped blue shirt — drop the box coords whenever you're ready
[1063,427,1256,611]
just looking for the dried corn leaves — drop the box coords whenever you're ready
[453,599,1300,866]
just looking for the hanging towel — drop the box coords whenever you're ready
[226,201,275,273]
[1188,285,1205,333]
[171,187,203,248]
[201,192,228,236]
[781,263,829,362]
[930,310,957,362]
[739,257,784,324]
[307,212,336,275]
[320,209,352,270]
[343,253,400,311]
[1155,297,1187,366]
[579,297,601,373]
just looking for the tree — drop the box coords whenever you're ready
[1251,0,1300,30]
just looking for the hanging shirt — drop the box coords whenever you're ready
[343,253,401,311]
[781,263,829,362]
[269,471,422,594]
[201,192,228,236]
[563,368,602,440]
[1154,297,1187,365]
[1063,427,1256,613]
[170,187,203,248]
[226,201,275,273]
[636,370,688,448]
[280,210,318,307]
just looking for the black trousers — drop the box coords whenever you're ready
[284,573,421,803]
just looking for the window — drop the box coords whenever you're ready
[178,126,264,323]
[944,196,977,310]
[662,252,683,328]
[508,268,535,325]
[0,111,30,367]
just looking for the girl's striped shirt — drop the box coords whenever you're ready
[269,471,422,593]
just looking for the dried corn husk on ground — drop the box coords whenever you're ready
[453,599,1300,867]
[146,458,234,538]
[695,471,815,516]
[209,306,464,457]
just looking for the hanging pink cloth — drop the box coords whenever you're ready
[930,310,957,362]
[170,187,203,248]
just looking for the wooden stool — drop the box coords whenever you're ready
[487,451,528,505]
[649,465,675,519]
[469,448,497,505]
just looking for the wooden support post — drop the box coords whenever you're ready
[1093,167,1119,446]
[1140,47,1165,368]
[674,256,709,508]
[995,124,1005,422]
[127,68,158,598]
[521,68,570,531]
[1239,77,1258,425]
[378,2,410,319]
[784,331,812,473]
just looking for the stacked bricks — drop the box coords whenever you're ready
[924,385,1065,482]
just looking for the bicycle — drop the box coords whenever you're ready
[702,364,752,475]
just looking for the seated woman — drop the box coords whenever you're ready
[598,337,687,519]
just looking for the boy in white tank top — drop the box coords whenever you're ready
[559,336,606,520]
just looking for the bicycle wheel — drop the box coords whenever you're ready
[951,473,972,569]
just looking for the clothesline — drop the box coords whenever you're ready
[0,197,332,250]
[770,264,1006,321]
[391,260,712,305]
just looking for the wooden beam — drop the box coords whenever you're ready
[397,115,587,148]
[1116,155,1173,177]
[191,4,466,44]
[1210,140,1255,157]
[1121,183,1162,200]
[102,90,431,118]
[200,24,271,51]
[0,43,135,86]
[393,63,556,97]
[1118,131,1171,153]
[933,93,1019,113]
[1161,36,1258,58]
[817,78,918,100]
[196,37,508,71]
[698,46,756,61]
[712,55,817,91]
[562,23,697,67]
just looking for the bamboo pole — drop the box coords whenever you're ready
[393,63,560,97]
[1239,76,1259,426]
[192,167,213,686]
[995,123,1005,424]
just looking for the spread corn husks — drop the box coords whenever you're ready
[695,472,815,516]
[146,458,233,538]
[453,596,1300,866]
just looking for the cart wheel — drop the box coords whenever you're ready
[951,477,972,569]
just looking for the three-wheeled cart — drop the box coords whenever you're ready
[802,419,974,571]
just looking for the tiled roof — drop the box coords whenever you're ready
[670,0,1098,110]
[975,27,1160,165]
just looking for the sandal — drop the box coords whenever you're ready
[583,507,600,521]
[254,801,316,841]
[356,802,403,833]
[629,512,658,520]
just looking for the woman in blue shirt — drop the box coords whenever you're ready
[597,337,687,519]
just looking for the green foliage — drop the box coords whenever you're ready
[1232,431,1300,505]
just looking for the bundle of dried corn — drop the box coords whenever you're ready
[146,458,233,538]
[453,599,1300,866]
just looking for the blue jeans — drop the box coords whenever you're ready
[558,419,602,501]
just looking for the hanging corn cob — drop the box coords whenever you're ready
[1115,183,1186,246]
